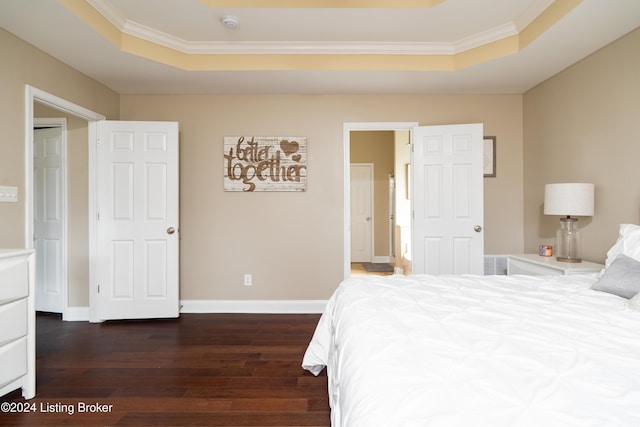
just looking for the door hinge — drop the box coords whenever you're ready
[97,284,100,294]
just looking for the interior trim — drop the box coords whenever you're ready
[198,0,446,8]
[25,85,106,323]
[60,0,581,72]
[51,300,329,320]
[180,300,328,314]
[343,122,419,280]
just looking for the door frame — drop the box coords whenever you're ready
[33,118,67,314]
[25,85,106,322]
[388,173,395,262]
[343,122,418,279]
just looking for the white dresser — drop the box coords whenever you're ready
[507,253,604,276]
[0,249,35,399]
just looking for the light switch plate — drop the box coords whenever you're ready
[0,186,18,202]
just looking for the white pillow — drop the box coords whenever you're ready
[604,224,640,270]
[628,291,640,311]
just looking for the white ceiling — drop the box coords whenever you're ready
[0,0,638,94]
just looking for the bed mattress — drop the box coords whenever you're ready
[303,274,640,427]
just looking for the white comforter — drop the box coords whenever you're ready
[302,274,640,427]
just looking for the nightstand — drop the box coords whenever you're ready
[507,254,604,276]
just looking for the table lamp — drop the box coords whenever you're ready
[543,183,594,263]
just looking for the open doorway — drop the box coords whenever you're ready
[32,105,94,319]
[343,122,417,279]
[25,86,106,322]
[349,132,394,277]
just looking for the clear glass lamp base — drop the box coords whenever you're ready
[556,217,582,263]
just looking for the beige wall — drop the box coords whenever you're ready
[0,28,119,249]
[350,130,395,258]
[121,93,524,300]
[523,28,640,263]
[1,26,526,305]
[5,18,639,305]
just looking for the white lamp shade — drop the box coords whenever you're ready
[544,183,594,216]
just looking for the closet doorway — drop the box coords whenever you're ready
[344,122,416,279]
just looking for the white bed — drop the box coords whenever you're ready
[303,271,640,426]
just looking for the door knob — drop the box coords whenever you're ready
[167,227,176,235]
[474,225,482,232]
[366,217,371,221]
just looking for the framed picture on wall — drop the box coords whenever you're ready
[483,136,496,178]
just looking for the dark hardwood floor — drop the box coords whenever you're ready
[0,312,330,426]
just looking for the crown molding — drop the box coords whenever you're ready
[198,0,446,8]
[65,0,580,72]
[87,0,551,56]
[515,0,556,31]
[87,0,126,29]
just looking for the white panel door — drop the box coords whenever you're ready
[350,164,374,263]
[33,126,65,313]
[412,124,484,275]
[97,121,179,320]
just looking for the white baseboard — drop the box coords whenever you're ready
[63,306,90,322]
[56,300,327,322]
[180,300,328,314]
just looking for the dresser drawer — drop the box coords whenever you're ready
[0,299,27,346]
[0,337,27,389]
[0,258,29,304]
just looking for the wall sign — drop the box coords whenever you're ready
[223,136,307,192]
